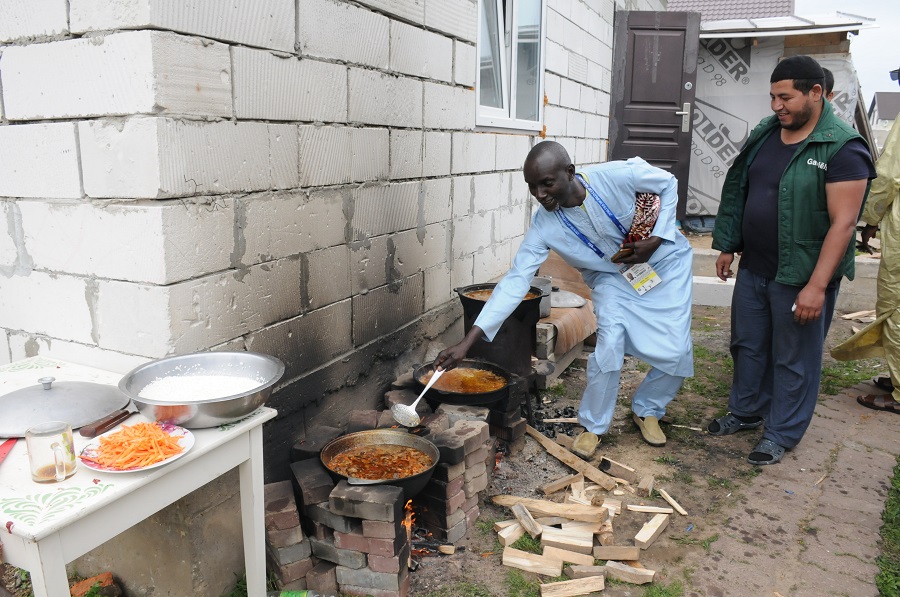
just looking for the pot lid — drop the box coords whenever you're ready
[0,376,129,438]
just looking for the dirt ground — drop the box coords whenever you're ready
[407,303,881,597]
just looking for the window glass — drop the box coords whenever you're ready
[514,2,541,121]
[479,0,504,109]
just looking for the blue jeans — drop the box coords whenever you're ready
[728,269,838,448]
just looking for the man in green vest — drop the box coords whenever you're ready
[707,55,875,465]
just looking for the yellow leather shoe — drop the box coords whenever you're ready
[572,431,600,459]
[633,414,666,446]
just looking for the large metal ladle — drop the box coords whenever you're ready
[390,368,444,427]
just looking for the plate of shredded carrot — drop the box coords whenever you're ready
[79,422,194,473]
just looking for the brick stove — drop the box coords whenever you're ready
[261,368,531,595]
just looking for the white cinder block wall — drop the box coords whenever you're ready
[0,0,660,428]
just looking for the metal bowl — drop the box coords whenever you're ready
[118,351,285,429]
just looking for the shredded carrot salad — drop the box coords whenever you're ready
[80,422,184,469]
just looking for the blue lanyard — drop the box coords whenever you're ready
[575,174,629,236]
[555,210,606,259]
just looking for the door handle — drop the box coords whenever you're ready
[674,103,691,133]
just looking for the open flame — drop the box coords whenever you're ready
[403,499,414,569]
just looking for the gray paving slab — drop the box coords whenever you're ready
[684,390,898,597]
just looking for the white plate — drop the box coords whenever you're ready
[79,423,194,473]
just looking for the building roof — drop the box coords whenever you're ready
[871,92,900,121]
[699,12,876,39]
[668,0,792,21]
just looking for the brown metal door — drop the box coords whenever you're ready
[610,11,700,219]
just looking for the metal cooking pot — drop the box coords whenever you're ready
[413,359,510,406]
[320,429,440,499]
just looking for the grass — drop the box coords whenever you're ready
[706,475,734,490]
[643,580,685,596]
[819,359,883,395]
[506,569,541,597]
[679,345,733,399]
[672,533,719,552]
[877,456,900,597]
[511,533,543,554]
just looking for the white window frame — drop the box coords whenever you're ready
[475,0,547,132]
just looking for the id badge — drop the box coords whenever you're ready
[618,263,661,295]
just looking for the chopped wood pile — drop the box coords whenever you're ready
[489,425,690,596]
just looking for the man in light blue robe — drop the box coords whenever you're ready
[435,141,694,454]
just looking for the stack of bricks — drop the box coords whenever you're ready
[264,480,314,591]
[417,413,492,543]
[486,374,529,453]
[291,456,411,597]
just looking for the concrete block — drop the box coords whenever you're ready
[475,241,512,282]
[497,204,529,243]
[309,536,367,569]
[350,235,389,294]
[416,489,465,517]
[355,0,423,24]
[560,78,582,110]
[450,253,475,291]
[580,86,598,113]
[350,182,420,241]
[463,471,489,497]
[351,128,390,182]
[472,173,504,214]
[0,123,81,199]
[368,542,410,574]
[305,502,361,535]
[465,447,489,468]
[267,524,306,549]
[569,53,588,84]
[336,564,406,592]
[418,502,465,529]
[348,68,422,128]
[267,551,314,583]
[451,132,496,174]
[424,0,477,43]
[298,125,349,186]
[297,0,388,67]
[79,118,299,199]
[424,82,475,130]
[392,224,449,278]
[692,275,735,307]
[451,213,493,258]
[452,175,475,217]
[435,404,490,426]
[421,412,451,435]
[5,331,146,374]
[306,561,338,595]
[0,0,68,42]
[311,521,334,541]
[421,476,465,501]
[291,458,337,508]
[329,481,404,522]
[306,244,352,310]
[454,41,476,87]
[245,301,353,381]
[352,273,424,345]
[390,21,453,82]
[0,331,10,366]
[567,109,587,138]
[545,72,562,106]
[241,190,347,265]
[1,32,231,120]
[544,105,567,137]
[290,425,343,462]
[347,409,379,432]
[430,517,468,543]
[334,529,405,557]
[361,518,403,540]
[464,461,487,483]
[424,132,452,177]
[95,258,303,356]
[0,271,93,344]
[390,130,424,180]
[383,389,431,415]
[496,134,531,172]
[233,48,347,122]
[19,199,234,285]
[424,263,453,311]
[545,40,568,77]
[69,0,295,52]
[264,480,301,531]
[431,460,466,483]
[423,178,453,224]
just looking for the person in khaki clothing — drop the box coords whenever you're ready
[834,97,900,413]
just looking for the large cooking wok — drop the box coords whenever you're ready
[320,429,439,499]
[413,359,510,406]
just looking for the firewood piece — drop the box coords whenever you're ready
[498,515,570,531]
[555,434,574,450]
[622,560,645,568]
[542,545,596,566]
[492,495,609,522]
[503,547,563,577]
[512,503,544,539]
[658,488,688,516]
[494,518,518,531]
[498,522,526,546]
[605,560,656,584]
[637,475,654,497]
[598,456,639,483]
[841,309,876,320]
[541,417,579,423]
[525,426,617,490]
[564,495,591,506]
[634,513,669,549]
[570,477,585,497]
[626,504,673,514]
[601,498,622,515]
[561,520,602,532]
[539,473,584,495]
[593,545,641,561]
[541,525,594,554]
[540,576,605,596]
[597,517,614,546]
[563,564,607,579]
[438,545,455,554]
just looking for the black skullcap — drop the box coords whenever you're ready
[771,55,825,83]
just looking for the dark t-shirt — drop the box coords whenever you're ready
[739,133,875,279]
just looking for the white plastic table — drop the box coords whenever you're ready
[0,357,276,597]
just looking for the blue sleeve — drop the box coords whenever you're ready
[472,218,550,342]
[826,139,876,183]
